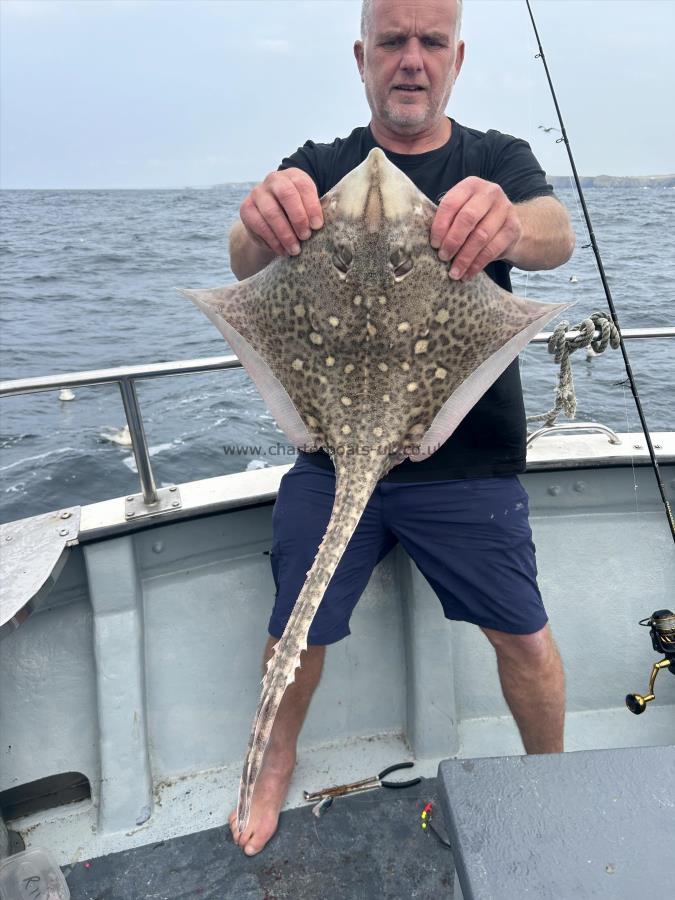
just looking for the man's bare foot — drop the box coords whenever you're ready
[228,745,296,856]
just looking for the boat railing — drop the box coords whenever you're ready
[1,327,673,515]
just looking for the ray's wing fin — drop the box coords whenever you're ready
[181,284,314,450]
[410,287,570,461]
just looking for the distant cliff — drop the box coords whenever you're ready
[549,174,675,188]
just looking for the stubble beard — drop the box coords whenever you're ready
[368,79,456,135]
[383,100,430,130]
[367,83,431,133]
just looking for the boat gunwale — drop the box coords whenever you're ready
[1,431,674,544]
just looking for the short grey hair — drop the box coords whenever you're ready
[360,0,463,41]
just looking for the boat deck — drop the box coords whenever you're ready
[2,432,674,897]
[62,777,452,899]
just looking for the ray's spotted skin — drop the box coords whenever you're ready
[182,148,567,834]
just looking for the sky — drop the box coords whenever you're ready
[1,0,673,189]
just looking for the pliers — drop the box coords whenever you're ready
[304,761,421,802]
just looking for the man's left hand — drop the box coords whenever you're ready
[429,176,522,280]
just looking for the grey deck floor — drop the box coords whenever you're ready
[62,777,454,899]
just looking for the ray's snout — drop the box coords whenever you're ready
[331,148,426,232]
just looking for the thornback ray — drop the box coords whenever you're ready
[181,147,569,832]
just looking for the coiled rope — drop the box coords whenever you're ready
[528,312,620,427]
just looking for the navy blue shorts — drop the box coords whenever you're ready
[268,456,547,645]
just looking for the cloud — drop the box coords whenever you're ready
[146,153,232,171]
[1,0,146,17]
[1,0,64,16]
[255,38,291,53]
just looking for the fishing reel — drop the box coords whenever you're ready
[625,609,675,714]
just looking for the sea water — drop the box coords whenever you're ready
[0,185,673,523]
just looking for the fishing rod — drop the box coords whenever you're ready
[525,0,675,545]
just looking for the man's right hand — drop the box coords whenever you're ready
[239,167,324,258]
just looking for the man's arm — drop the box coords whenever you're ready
[430,177,575,282]
[505,195,576,271]
[229,221,276,281]
[229,167,324,281]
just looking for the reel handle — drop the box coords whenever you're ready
[625,659,671,715]
[625,692,654,715]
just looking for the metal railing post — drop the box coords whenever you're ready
[118,378,158,506]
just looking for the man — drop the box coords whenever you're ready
[228,0,575,856]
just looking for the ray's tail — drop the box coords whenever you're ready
[236,458,385,833]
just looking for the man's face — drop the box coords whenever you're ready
[354,0,464,136]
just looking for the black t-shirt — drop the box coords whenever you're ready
[279,119,554,482]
